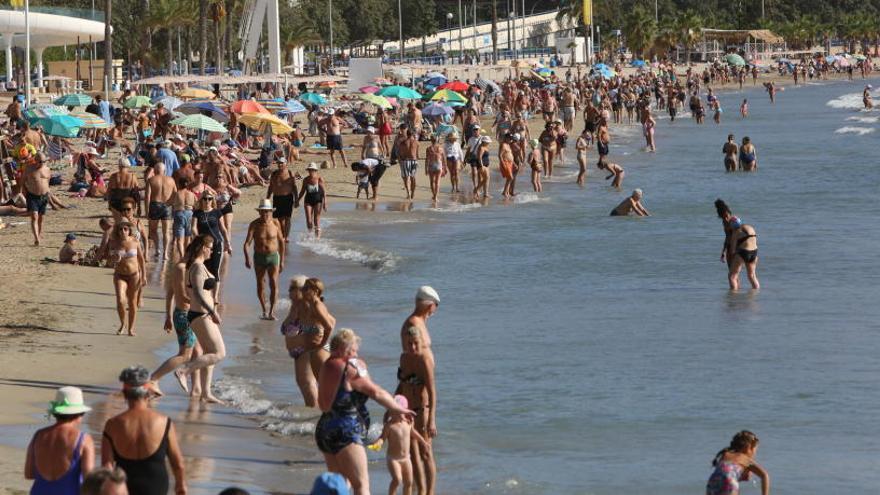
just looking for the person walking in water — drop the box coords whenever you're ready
[244,199,286,320]
[706,431,770,495]
[722,135,739,172]
[739,137,757,172]
[727,216,760,290]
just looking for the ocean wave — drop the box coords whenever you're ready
[214,375,317,437]
[296,236,398,272]
[429,202,483,213]
[846,115,879,124]
[826,93,867,110]
[513,192,547,204]
[834,126,875,136]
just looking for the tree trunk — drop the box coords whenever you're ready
[167,29,174,76]
[185,29,193,74]
[215,20,223,75]
[199,0,208,74]
[491,0,498,63]
[103,0,112,89]
[225,0,234,69]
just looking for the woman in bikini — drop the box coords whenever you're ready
[175,235,226,403]
[398,326,437,495]
[213,176,240,240]
[280,275,321,407]
[424,136,445,202]
[727,217,760,291]
[111,221,145,336]
[297,278,336,381]
[575,129,590,186]
[296,164,327,237]
[376,108,394,156]
[187,169,215,200]
[539,122,557,177]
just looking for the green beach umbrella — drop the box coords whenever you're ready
[376,85,422,99]
[430,89,467,103]
[169,114,228,133]
[124,95,153,109]
[725,54,746,66]
[357,93,392,109]
[53,93,93,107]
[27,114,85,137]
[299,92,327,105]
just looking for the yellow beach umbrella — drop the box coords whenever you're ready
[177,87,216,99]
[238,113,294,134]
[357,93,392,109]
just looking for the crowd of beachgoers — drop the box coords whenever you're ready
[4,51,876,495]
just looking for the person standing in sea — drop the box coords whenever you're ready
[739,137,757,172]
[706,431,769,495]
[266,157,299,243]
[727,217,760,291]
[397,128,420,200]
[722,135,739,172]
[243,199,286,320]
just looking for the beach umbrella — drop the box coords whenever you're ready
[377,85,422,99]
[357,93,392,109]
[836,56,851,67]
[256,98,287,112]
[596,67,617,79]
[238,113,294,134]
[425,71,445,79]
[317,81,338,88]
[69,111,111,129]
[594,63,610,71]
[535,67,553,76]
[422,103,455,118]
[153,95,184,110]
[28,114,85,137]
[430,89,467,103]
[474,77,501,94]
[177,87,215,99]
[170,114,228,133]
[373,77,393,85]
[25,104,68,119]
[725,54,746,66]
[124,95,153,109]
[438,81,470,92]
[359,85,380,94]
[425,77,447,87]
[299,92,328,105]
[385,97,399,107]
[177,101,228,121]
[825,55,837,63]
[230,99,270,115]
[53,93,93,107]
[280,99,307,114]
[630,59,647,68]
[855,54,867,61]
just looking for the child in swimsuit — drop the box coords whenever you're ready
[375,395,428,495]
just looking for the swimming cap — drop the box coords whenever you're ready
[416,286,440,306]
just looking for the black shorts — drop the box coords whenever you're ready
[148,201,172,220]
[25,192,48,215]
[585,121,596,133]
[273,194,294,219]
[327,134,343,151]
[220,201,233,215]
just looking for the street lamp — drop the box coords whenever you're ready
[509,10,516,59]
[446,12,453,60]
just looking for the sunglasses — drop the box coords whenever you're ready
[202,197,214,201]
[121,208,132,212]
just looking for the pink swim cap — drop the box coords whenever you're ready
[394,394,408,409]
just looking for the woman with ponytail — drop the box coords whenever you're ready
[706,430,769,495]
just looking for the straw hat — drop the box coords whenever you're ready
[256,199,275,211]
[307,162,320,171]
[48,386,91,416]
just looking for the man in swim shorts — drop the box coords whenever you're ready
[320,110,349,169]
[397,128,420,200]
[266,157,299,242]
[144,161,177,260]
[152,258,201,396]
[244,199,286,320]
[23,151,51,246]
[561,88,577,132]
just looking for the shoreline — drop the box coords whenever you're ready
[1,71,877,493]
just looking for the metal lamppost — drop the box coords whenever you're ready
[458,0,463,58]
[328,0,333,69]
[446,12,453,62]
[509,10,516,59]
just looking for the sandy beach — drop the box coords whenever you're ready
[0,61,870,493]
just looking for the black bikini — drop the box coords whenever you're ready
[735,234,758,263]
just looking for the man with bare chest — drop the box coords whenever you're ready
[397,128,420,199]
[266,157,299,241]
[145,162,177,259]
[320,110,348,169]
[23,152,51,246]
[244,200,286,320]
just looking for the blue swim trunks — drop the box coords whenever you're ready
[172,209,193,238]
[173,307,196,348]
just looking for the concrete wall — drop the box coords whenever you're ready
[45,59,123,91]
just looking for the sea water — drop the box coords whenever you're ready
[210,78,880,494]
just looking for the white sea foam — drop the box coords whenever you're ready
[430,202,483,213]
[834,126,875,136]
[542,170,579,183]
[214,376,317,437]
[846,115,879,124]
[513,192,547,204]
[297,236,398,271]
[826,93,866,110]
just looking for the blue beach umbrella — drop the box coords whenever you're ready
[594,63,610,71]
[425,76,447,87]
[28,114,85,137]
[299,92,327,105]
[279,99,307,114]
[422,103,455,118]
[53,93,93,107]
[153,95,184,110]
[630,59,647,68]
[178,101,228,121]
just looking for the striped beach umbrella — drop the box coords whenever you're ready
[153,95,185,110]
[27,114,85,137]
[53,93,93,107]
[69,111,112,129]
[170,114,228,133]
[257,98,286,112]
[430,89,467,103]
[357,93,392,109]
[278,99,307,114]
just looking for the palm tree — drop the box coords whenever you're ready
[199,0,208,74]
[491,0,498,63]
[103,0,112,88]
[672,10,702,64]
[624,6,657,59]
[282,24,321,68]
[556,0,591,63]
[210,0,225,75]
[145,0,189,75]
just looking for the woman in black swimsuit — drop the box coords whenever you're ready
[191,194,231,287]
[727,217,760,291]
[176,235,227,403]
[296,164,327,237]
[102,365,186,495]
